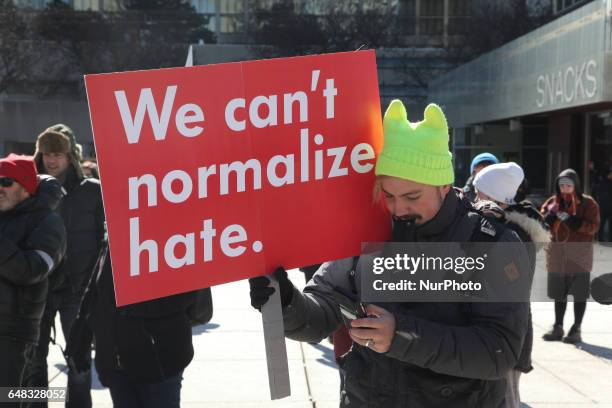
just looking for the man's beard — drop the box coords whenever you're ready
[390,187,447,241]
[392,214,421,241]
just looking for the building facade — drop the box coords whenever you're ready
[554,0,594,14]
[430,0,612,194]
[12,0,471,46]
[3,0,473,156]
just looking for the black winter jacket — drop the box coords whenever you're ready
[50,166,105,293]
[282,189,530,407]
[67,248,196,385]
[0,175,66,342]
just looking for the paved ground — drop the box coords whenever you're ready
[45,269,612,407]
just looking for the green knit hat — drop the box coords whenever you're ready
[375,99,454,186]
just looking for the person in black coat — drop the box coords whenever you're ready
[66,245,196,408]
[0,154,66,403]
[25,124,105,408]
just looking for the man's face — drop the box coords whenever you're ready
[0,178,30,212]
[559,183,575,194]
[42,152,70,177]
[380,176,451,225]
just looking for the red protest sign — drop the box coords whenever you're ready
[85,50,390,306]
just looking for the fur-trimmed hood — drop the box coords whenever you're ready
[505,202,551,245]
[33,123,84,180]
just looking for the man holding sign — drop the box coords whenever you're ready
[250,100,531,407]
[83,50,388,401]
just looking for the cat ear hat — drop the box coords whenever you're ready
[375,99,453,186]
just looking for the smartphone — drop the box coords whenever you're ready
[330,285,367,326]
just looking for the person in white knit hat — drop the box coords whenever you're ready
[474,162,525,206]
[474,161,551,408]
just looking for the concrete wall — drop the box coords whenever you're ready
[0,98,94,156]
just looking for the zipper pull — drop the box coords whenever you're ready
[114,348,123,369]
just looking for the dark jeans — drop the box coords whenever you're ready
[107,370,183,408]
[23,288,92,408]
[0,337,34,408]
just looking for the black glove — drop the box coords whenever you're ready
[249,267,294,311]
[544,212,557,226]
[565,215,582,230]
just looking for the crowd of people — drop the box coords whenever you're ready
[1,100,611,407]
[0,125,197,408]
[250,100,610,408]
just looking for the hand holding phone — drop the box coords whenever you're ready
[330,286,368,326]
[348,303,396,353]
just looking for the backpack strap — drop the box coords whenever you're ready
[347,256,360,294]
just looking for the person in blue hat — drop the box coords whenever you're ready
[463,152,500,202]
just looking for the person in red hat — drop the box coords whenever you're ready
[0,154,66,403]
[0,154,38,211]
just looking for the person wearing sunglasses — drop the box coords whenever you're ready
[0,154,66,405]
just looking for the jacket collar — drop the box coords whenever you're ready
[417,188,464,240]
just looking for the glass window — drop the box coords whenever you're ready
[73,0,101,10]
[221,0,244,13]
[220,15,243,33]
[418,0,444,36]
[420,17,443,35]
[398,0,416,16]
[449,0,470,16]
[397,0,416,35]
[448,17,468,35]
[207,15,217,31]
[556,0,563,12]
[522,148,548,191]
[192,0,216,14]
[101,0,116,11]
[522,127,548,147]
[420,0,444,17]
